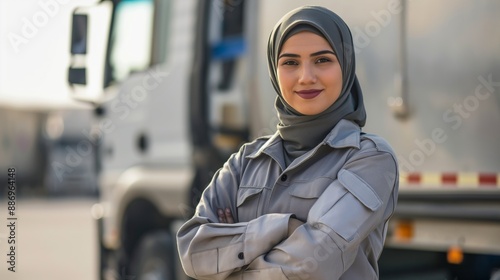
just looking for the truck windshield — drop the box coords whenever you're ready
[109,0,154,81]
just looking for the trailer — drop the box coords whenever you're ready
[0,107,46,194]
[67,0,500,279]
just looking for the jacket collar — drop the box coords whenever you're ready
[324,119,361,149]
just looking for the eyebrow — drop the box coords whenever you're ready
[278,50,336,60]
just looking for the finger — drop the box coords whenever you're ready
[225,208,234,224]
[218,209,226,223]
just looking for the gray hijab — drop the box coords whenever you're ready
[267,6,366,166]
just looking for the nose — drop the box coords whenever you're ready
[298,63,316,84]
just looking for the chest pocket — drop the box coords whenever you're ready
[237,187,264,222]
[288,178,332,221]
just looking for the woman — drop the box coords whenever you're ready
[177,6,398,280]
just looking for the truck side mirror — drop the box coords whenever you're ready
[67,2,112,103]
[68,13,88,86]
[71,14,88,55]
[68,66,87,85]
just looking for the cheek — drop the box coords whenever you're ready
[329,68,343,94]
[277,70,292,94]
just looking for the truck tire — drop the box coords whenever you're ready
[131,231,175,280]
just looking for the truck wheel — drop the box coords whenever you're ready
[131,231,175,280]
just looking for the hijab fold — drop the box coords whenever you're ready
[267,6,366,166]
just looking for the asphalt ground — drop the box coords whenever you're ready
[0,197,98,280]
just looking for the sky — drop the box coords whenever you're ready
[0,0,95,109]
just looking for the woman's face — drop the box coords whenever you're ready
[277,31,343,115]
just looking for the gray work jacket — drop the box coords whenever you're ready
[177,119,399,280]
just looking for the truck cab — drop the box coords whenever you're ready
[68,0,251,278]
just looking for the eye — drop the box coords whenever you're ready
[316,57,331,64]
[281,60,298,66]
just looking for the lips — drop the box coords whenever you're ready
[295,89,322,99]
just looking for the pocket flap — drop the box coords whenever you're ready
[289,177,331,199]
[289,184,324,199]
[237,187,264,207]
[338,169,382,211]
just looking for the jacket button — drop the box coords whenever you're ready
[280,174,287,181]
[238,252,244,260]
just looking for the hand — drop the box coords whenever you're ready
[218,208,235,224]
[287,217,304,236]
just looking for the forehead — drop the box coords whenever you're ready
[279,31,333,54]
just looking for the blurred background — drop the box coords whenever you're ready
[0,0,499,279]
[1,1,99,279]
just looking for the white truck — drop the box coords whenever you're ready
[68,0,500,279]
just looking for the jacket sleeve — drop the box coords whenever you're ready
[176,148,294,280]
[242,148,399,280]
